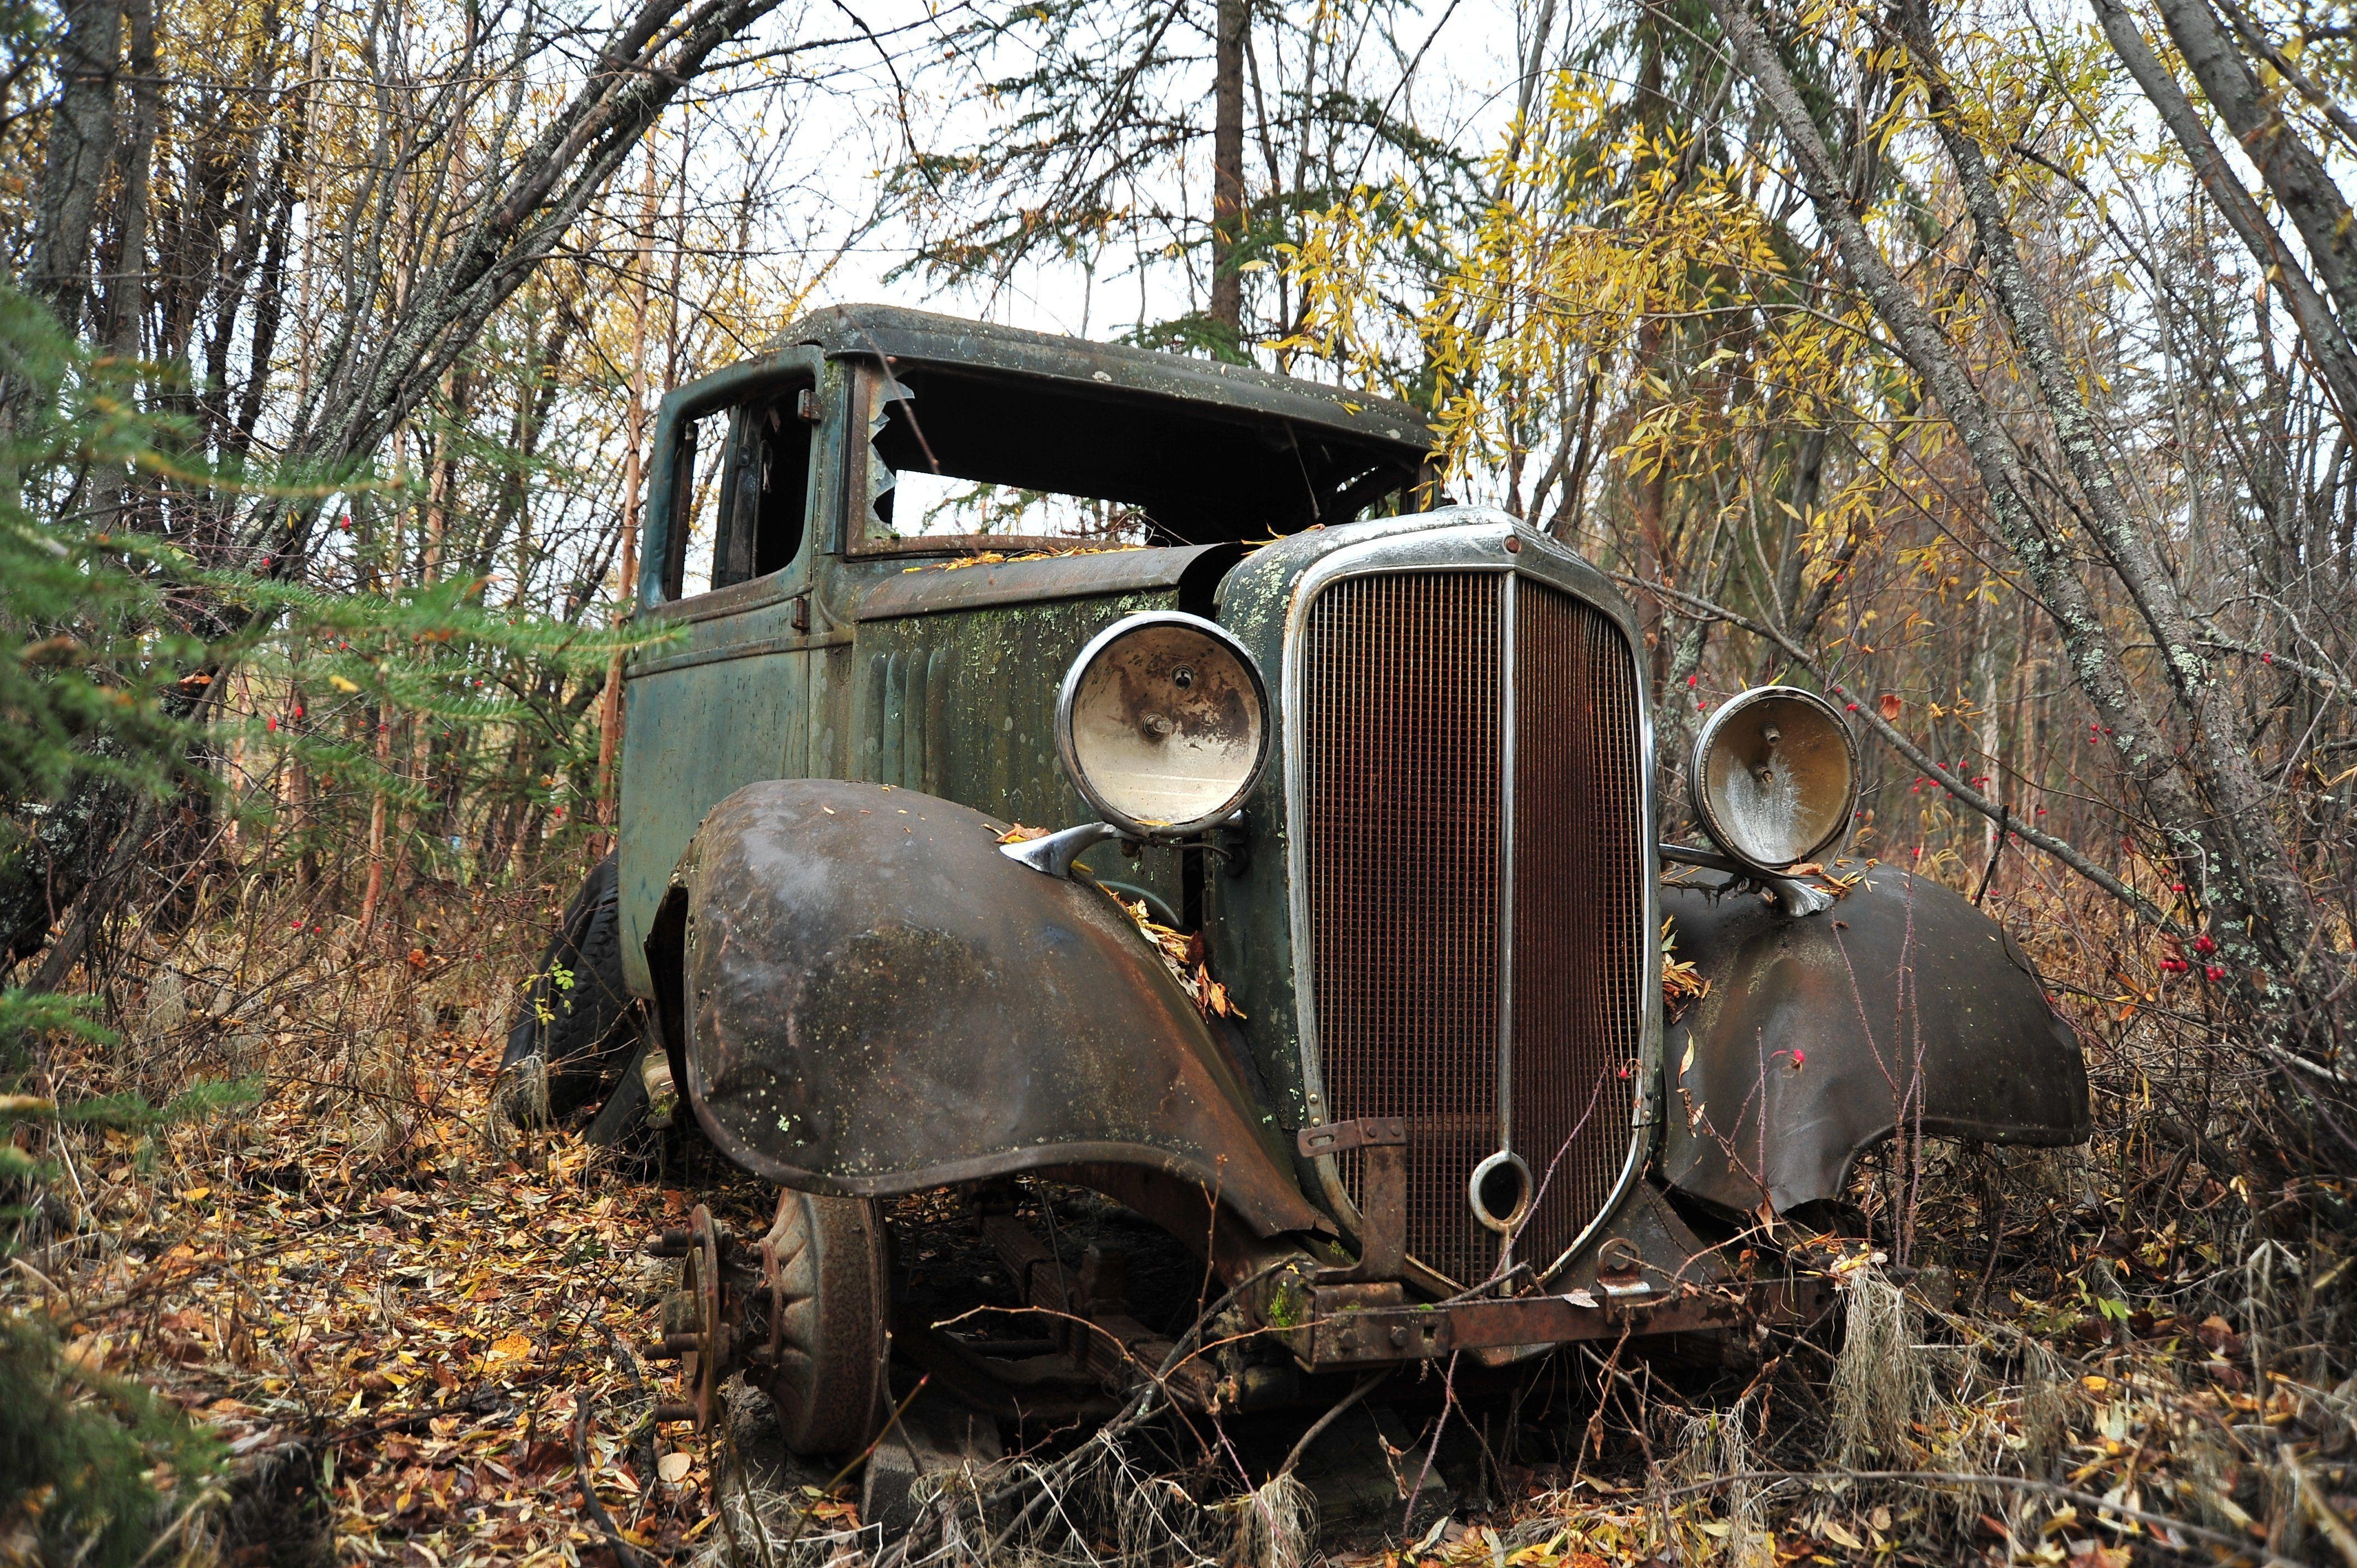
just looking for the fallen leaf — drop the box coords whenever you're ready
[2067,1548,2131,1568]
[484,1332,534,1365]
[657,1451,693,1483]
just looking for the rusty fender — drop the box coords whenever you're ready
[1658,867,2090,1216]
[649,778,1332,1240]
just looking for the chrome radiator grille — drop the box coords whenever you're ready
[1297,569,1646,1288]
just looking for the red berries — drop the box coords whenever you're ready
[2193,933,2216,956]
[2206,965,2226,983]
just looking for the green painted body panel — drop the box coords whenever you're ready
[618,556,1191,991]
[1197,544,1313,1137]
[850,591,1185,913]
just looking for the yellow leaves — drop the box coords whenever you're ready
[1661,918,1708,1019]
[330,674,360,693]
[1818,1517,1869,1550]
[61,1333,115,1375]
[1119,898,1244,1020]
[905,543,1140,574]
[484,1331,535,1366]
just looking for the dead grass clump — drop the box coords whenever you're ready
[1219,1471,1316,1568]
[854,1428,1311,1568]
[1669,1395,1771,1568]
[1829,1264,1926,1469]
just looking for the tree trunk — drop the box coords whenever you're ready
[2148,0,2357,339]
[2091,0,2357,426]
[1895,0,2322,1009]
[594,154,663,855]
[28,0,123,334]
[98,0,155,360]
[1208,0,1247,342]
[1707,0,2214,912]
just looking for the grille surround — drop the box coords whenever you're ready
[1282,528,1658,1290]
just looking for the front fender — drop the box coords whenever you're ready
[1659,866,2090,1217]
[660,778,1330,1239]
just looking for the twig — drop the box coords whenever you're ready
[1276,1369,1391,1481]
[777,1373,933,1554]
[128,1485,228,1568]
[598,1324,661,1529]
[572,1394,652,1568]
[896,1260,1293,1568]
[1612,569,2183,931]
[713,1395,781,1568]
[2284,1445,2357,1568]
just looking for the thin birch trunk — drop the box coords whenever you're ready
[593,152,662,856]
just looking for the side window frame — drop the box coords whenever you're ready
[639,347,828,611]
[709,385,816,591]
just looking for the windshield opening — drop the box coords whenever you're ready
[852,362,1422,556]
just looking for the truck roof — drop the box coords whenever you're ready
[775,303,1432,459]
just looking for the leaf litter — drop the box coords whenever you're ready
[7,874,2354,1566]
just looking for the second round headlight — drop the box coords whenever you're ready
[1690,685,1858,874]
[1056,612,1272,838]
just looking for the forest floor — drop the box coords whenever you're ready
[4,869,2354,1567]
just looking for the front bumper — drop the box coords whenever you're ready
[1267,1274,1833,1369]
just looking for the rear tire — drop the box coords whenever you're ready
[498,854,639,1125]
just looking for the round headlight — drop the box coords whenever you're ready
[1690,686,1858,873]
[1056,612,1272,838]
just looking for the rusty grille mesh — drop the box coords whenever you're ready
[1509,580,1646,1274]
[1299,570,1645,1289]
[1300,572,1501,1288]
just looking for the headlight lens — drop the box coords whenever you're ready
[1056,612,1271,838]
[1690,685,1858,873]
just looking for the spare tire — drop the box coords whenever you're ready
[497,854,639,1124]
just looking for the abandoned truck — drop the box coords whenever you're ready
[500,303,2090,1450]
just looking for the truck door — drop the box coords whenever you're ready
[616,350,835,996]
